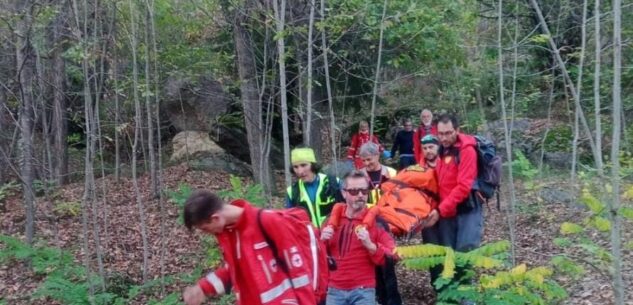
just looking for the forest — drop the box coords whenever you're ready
[0,0,632,304]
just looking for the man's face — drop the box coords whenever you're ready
[437,121,458,148]
[359,123,369,133]
[292,162,315,182]
[343,177,369,212]
[196,214,226,235]
[404,121,413,131]
[421,111,433,126]
[423,143,439,162]
[361,154,380,170]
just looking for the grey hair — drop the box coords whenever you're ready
[341,170,368,189]
[359,142,380,157]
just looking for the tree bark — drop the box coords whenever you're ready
[272,0,292,187]
[127,0,150,282]
[369,0,387,137]
[15,0,36,244]
[52,4,68,186]
[304,0,315,145]
[570,0,588,185]
[593,0,603,176]
[231,1,273,195]
[610,0,624,303]
[144,8,158,198]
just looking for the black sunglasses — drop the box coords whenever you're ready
[344,188,369,196]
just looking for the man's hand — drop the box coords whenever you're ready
[321,225,334,241]
[183,285,206,305]
[423,210,439,228]
[355,226,376,254]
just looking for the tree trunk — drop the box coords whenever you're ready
[304,0,315,145]
[127,0,150,282]
[593,0,603,176]
[0,82,7,184]
[16,0,36,244]
[232,1,273,194]
[144,8,158,198]
[321,0,337,170]
[272,0,292,187]
[369,0,387,137]
[610,0,624,303]
[570,0,588,185]
[52,5,68,186]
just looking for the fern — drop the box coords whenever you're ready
[218,175,267,207]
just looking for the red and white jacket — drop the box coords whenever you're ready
[435,134,477,218]
[197,200,317,305]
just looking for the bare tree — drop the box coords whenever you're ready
[570,0,588,185]
[609,0,625,303]
[303,0,316,145]
[272,0,292,187]
[320,0,338,172]
[143,7,158,198]
[15,0,37,244]
[51,2,68,186]
[368,0,387,137]
[499,0,517,265]
[127,0,150,282]
[230,0,274,194]
[593,0,603,176]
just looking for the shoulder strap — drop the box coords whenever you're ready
[290,182,300,207]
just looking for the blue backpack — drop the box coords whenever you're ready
[457,135,502,209]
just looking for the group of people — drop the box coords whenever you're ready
[181,112,484,305]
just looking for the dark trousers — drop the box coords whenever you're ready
[422,197,484,291]
[375,217,403,305]
[398,156,416,170]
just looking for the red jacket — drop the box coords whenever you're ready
[413,124,438,163]
[347,132,382,169]
[322,206,395,290]
[435,134,477,218]
[197,200,317,305]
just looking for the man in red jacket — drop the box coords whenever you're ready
[181,191,319,305]
[413,109,438,164]
[424,114,483,297]
[320,171,396,305]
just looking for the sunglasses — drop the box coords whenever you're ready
[344,188,369,196]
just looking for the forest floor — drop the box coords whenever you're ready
[1,163,632,305]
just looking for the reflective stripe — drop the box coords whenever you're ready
[205,272,225,295]
[260,275,310,303]
[291,173,329,227]
[307,224,318,290]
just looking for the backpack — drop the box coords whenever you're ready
[257,208,329,304]
[457,135,502,209]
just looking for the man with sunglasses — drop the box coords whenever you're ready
[286,147,343,228]
[425,114,482,304]
[320,171,396,305]
[358,141,402,305]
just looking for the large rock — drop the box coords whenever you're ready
[162,75,231,132]
[170,131,251,176]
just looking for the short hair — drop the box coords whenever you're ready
[359,142,380,157]
[341,170,369,189]
[359,120,369,127]
[421,109,432,116]
[183,190,225,231]
[403,118,412,125]
[437,113,459,129]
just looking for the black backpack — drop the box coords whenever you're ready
[456,135,502,209]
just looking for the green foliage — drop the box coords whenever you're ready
[53,200,82,218]
[218,175,267,207]
[32,179,57,197]
[399,240,567,304]
[542,126,573,153]
[0,181,19,211]
[510,150,539,190]
[165,183,193,224]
